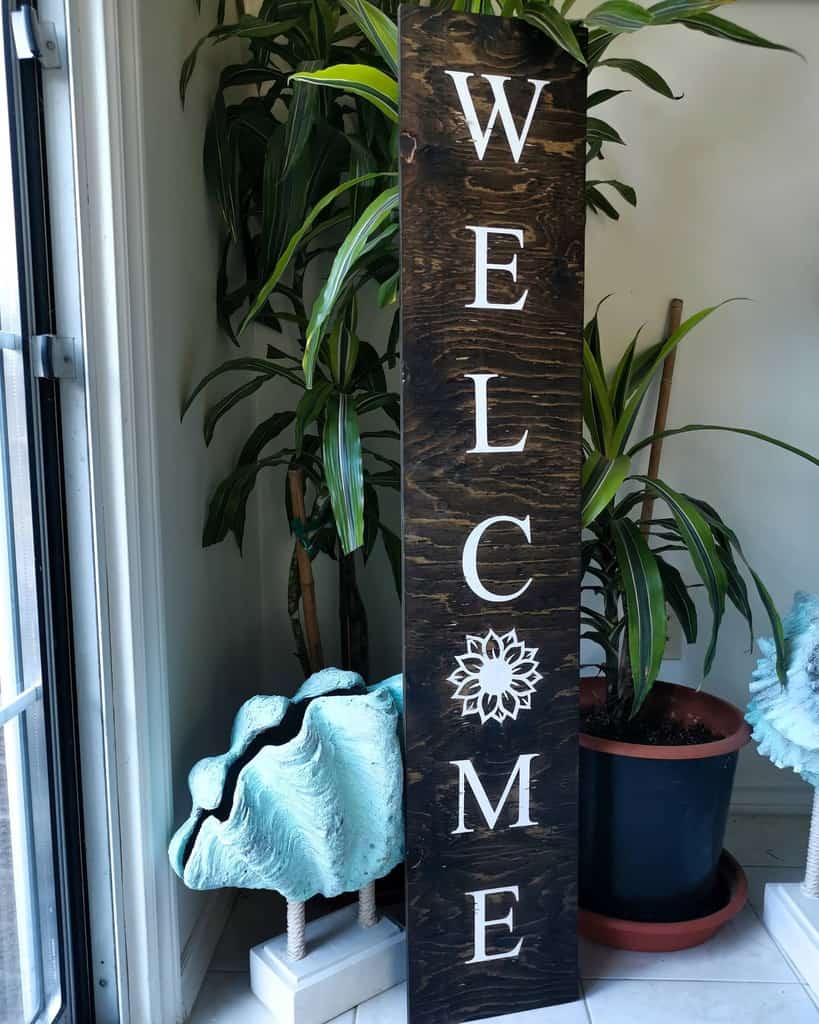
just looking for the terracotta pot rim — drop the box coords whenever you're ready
[579,679,751,761]
[578,850,747,952]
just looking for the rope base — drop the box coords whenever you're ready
[358,881,378,928]
[287,899,307,960]
[804,788,819,899]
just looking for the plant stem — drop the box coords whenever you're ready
[338,546,369,677]
[289,467,324,673]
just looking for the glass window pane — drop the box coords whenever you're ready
[2,706,62,1023]
[0,6,64,1022]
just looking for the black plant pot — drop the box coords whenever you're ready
[578,680,750,948]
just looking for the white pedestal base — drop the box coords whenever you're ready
[250,903,406,1024]
[763,882,819,1000]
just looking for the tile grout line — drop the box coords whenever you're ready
[582,976,805,986]
[745,882,815,990]
[579,976,593,1024]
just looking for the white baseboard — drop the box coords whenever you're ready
[731,784,813,817]
[181,889,236,1019]
[763,883,819,1000]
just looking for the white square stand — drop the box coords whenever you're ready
[763,883,819,1000]
[250,903,406,1024]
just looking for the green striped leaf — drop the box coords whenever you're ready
[323,393,365,555]
[636,476,726,676]
[748,569,787,684]
[240,171,395,334]
[303,185,399,388]
[583,340,616,453]
[587,116,626,146]
[598,58,682,99]
[203,376,269,445]
[182,358,302,420]
[586,184,621,221]
[341,0,397,75]
[627,424,819,468]
[611,517,667,714]
[648,1,726,24]
[582,452,630,527]
[718,540,754,649]
[681,12,803,58]
[238,411,296,465]
[294,379,333,452]
[205,448,294,550]
[687,496,788,682]
[587,29,616,66]
[290,64,398,122]
[327,304,359,389]
[377,270,399,308]
[585,293,612,368]
[587,88,630,109]
[612,303,732,453]
[582,606,616,634]
[589,179,637,209]
[281,60,323,178]
[609,325,643,419]
[655,555,697,644]
[520,6,587,66]
[586,1,653,34]
[180,18,300,103]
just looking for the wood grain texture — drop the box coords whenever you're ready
[400,8,586,1023]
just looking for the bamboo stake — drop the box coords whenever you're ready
[640,297,684,530]
[288,467,324,674]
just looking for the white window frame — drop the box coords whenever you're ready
[39,0,182,1020]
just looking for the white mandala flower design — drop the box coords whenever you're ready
[448,628,542,724]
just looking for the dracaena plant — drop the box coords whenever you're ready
[181,0,402,675]
[579,299,819,717]
[183,0,794,676]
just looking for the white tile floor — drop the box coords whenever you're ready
[189,813,818,1024]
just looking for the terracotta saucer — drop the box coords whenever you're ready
[578,850,748,953]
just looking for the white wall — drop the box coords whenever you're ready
[580,0,819,811]
[136,3,270,956]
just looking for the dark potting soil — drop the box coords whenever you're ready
[581,705,724,746]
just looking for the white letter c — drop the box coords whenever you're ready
[462,515,533,603]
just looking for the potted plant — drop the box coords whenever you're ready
[183,0,808,945]
[576,297,819,949]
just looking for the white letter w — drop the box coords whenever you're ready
[444,71,550,163]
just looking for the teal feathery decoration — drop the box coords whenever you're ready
[746,591,819,788]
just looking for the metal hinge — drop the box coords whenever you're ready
[0,332,77,378]
[11,4,61,69]
[31,334,77,379]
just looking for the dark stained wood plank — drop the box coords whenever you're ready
[400,8,586,1023]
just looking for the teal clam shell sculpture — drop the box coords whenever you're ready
[746,591,819,787]
[169,668,404,901]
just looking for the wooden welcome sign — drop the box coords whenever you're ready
[400,7,586,1023]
